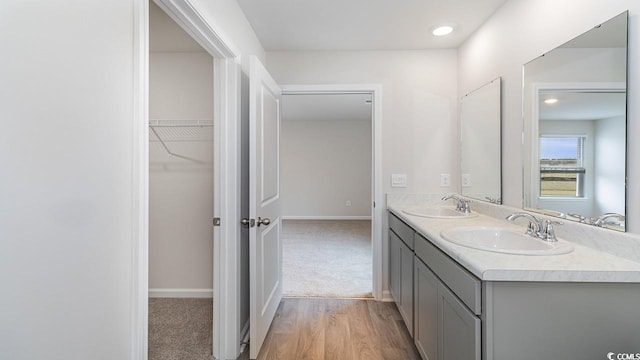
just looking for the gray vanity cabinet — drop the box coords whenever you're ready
[391,210,640,360]
[389,230,401,304]
[399,241,414,335]
[413,234,481,360]
[414,258,438,360]
[438,282,481,360]
[389,213,415,336]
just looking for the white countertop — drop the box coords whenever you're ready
[388,205,640,283]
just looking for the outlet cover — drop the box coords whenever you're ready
[462,174,471,187]
[440,173,451,187]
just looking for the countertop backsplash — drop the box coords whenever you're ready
[386,193,640,264]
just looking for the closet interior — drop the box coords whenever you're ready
[148,2,215,359]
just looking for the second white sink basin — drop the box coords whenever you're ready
[402,206,477,219]
[440,226,574,255]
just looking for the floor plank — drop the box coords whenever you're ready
[239,298,421,360]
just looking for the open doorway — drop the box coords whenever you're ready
[134,0,244,358]
[280,93,374,298]
[147,2,215,359]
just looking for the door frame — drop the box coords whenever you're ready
[280,84,384,300]
[133,0,243,359]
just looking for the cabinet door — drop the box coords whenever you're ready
[438,283,481,360]
[414,259,438,360]
[399,239,414,336]
[389,230,401,303]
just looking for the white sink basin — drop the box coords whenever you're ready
[440,226,574,255]
[402,206,478,219]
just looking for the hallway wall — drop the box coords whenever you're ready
[1,1,140,358]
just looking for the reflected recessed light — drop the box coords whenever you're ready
[544,98,559,104]
[432,25,454,36]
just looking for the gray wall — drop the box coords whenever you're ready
[281,116,372,218]
[1,1,139,358]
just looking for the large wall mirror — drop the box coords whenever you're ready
[523,11,628,232]
[460,77,502,204]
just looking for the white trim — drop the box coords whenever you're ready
[132,1,149,360]
[149,288,214,298]
[381,290,394,302]
[280,84,384,301]
[282,216,372,220]
[214,56,242,360]
[136,2,242,360]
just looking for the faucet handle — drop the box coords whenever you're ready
[542,219,563,242]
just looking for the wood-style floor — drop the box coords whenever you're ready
[239,298,421,360]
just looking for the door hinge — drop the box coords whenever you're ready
[212,217,221,226]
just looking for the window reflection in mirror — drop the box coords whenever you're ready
[539,136,586,198]
[523,11,627,232]
[460,77,501,204]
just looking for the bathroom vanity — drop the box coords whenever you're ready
[388,207,640,360]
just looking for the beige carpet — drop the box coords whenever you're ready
[282,220,373,298]
[148,298,213,360]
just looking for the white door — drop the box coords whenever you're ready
[249,56,282,359]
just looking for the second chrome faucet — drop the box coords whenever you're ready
[442,194,472,214]
[506,212,562,242]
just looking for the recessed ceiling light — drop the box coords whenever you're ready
[432,25,454,36]
[544,98,559,104]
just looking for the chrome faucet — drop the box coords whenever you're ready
[592,213,625,227]
[442,194,472,214]
[506,212,562,242]
[506,212,542,237]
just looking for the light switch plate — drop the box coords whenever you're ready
[391,174,407,188]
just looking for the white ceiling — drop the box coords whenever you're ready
[540,92,626,121]
[282,94,372,122]
[235,0,508,50]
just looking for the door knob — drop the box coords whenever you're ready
[241,218,255,227]
[257,217,271,227]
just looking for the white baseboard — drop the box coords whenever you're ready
[149,288,213,298]
[381,290,394,302]
[282,215,372,220]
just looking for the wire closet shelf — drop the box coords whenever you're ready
[149,119,213,164]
